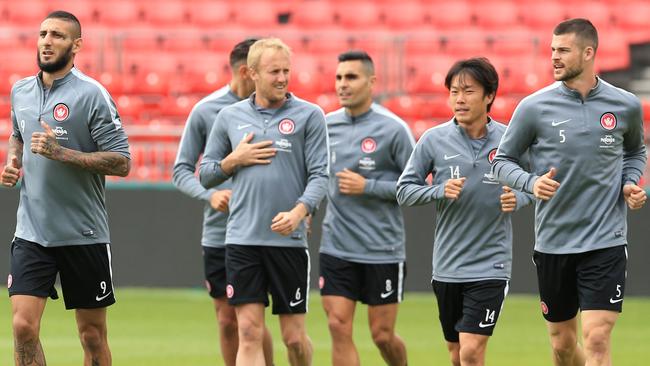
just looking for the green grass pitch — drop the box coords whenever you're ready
[1,288,649,365]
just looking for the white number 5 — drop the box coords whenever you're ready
[559,130,566,143]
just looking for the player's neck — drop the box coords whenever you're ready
[458,116,488,139]
[230,79,251,99]
[563,69,597,100]
[255,93,286,109]
[345,99,372,118]
[41,63,74,88]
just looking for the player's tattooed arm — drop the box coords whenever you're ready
[8,135,24,165]
[31,121,130,176]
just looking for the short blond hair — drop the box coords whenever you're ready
[247,38,292,71]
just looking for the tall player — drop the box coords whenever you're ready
[2,11,130,366]
[493,19,647,366]
[397,58,533,366]
[199,38,329,366]
[172,38,274,366]
[319,50,413,366]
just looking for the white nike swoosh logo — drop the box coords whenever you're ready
[96,292,112,301]
[18,107,30,111]
[380,290,395,299]
[478,321,496,328]
[444,154,461,160]
[289,299,304,307]
[609,297,623,304]
[237,124,252,130]
[330,141,341,146]
[551,119,571,126]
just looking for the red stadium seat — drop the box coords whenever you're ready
[520,2,566,30]
[336,2,382,30]
[115,95,145,119]
[96,1,143,26]
[474,2,521,30]
[47,0,97,23]
[122,71,171,96]
[490,96,521,123]
[232,2,280,29]
[404,32,445,57]
[427,1,474,30]
[141,0,188,27]
[566,2,614,33]
[121,35,164,52]
[6,0,49,24]
[2,50,37,75]
[441,28,488,59]
[382,95,429,120]
[382,2,426,30]
[122,52,181,74]
[291,1,336,30]
[97,72,124,95]
[486,28,537,58]
[404,56,456,94]
[596,31,631,72]
[315,93,340,114]
[614,2,650,43]
[187,1,233,27]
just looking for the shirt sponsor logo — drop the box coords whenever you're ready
[551,118,571,127]
[359,157,376,171]
[53,126,69,140]
[443,153,461,160]
[482,173,499,185]
[279,119,295,134]
[600,112,617,130]
[53,103,69,122]
[361,137,377,153]
[600,134,615,149]
[487,148,498,163]
[275,138,292,152]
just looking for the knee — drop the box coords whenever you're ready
[583,326,611,355]
[217,312,238,338]
[371,328,393,350]
[78,325,106,352]
[282,331,306,354]
[12,316,40,342]
[549,332,578,361]
[238,319,264,344]
[448,350,461,366]
[327,313,353,338]
[459,344,480,365]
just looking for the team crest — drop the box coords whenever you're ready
[226,284,234,298]
[205,280,211,293]
[53,103,69,122]
[600,112,617,130]
[279,119,295,134]
[488,148,498,163]
[319,276,325,289]
[540,301,549,315]
[7,274,12,289]
[361,137,377,153]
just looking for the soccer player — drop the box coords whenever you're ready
[492,19,647,366]
[172,38,274,366]
[319,51,414,366]
[1,11,130,366]
[199,38,329,366]
[397,57,533,366]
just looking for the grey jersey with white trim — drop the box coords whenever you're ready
[397,119,533,282]
[199,93,329,248]
[10,68,130,247]
[320,104,415,263]
[492,79,646,254]
[172,85,239,248]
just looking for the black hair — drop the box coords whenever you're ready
[337,50,375,75]
[229,38,259,68]
[445,57,499,112]
[554,18,598,52]
[45,10,81,38]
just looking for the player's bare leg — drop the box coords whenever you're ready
[368,303,407,366]
[279,313,312,366]
[322,295,359,366]
[445,341,461,366]
[546,316,586,366]
[582,310,618,366]
[234,303,266,366]
[214,298,274,366]
[11,295,47,366]
[459,333,489,366]
[76,307,111,366]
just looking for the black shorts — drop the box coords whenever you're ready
[203,246,227,299]
[533,245,627,322]
[225,244,309,315]
[319,253,405,305]
[8,237,115,310]
[432,279,509,342]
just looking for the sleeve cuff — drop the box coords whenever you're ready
[363,179,376,195]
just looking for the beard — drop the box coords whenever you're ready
[37,43,74,73]
[556,63,584,82]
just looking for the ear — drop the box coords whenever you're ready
[486,92,496,106]
[72,37,83,55]
[584,46,595,62]
[368,74,377,88]
[237,63,249,79]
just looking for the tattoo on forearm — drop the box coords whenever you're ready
[15,339,45,366]
[9,136,24,163]
[58,149,130,177]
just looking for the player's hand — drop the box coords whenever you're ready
[533,168,559,200]
[1,156,21,187]
[231,133,276,167]
[336,168,366,195]
[209,189,232,212]
[623,183,646,210]
[500,186,517,212]
[271,203,308,236]
[444,177,466,200]
[31,121,61,159]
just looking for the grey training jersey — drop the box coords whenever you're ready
[172,85,239,248]
[10,68,130,247]
[397,119,533,282]
[199,93,329,248]
[493,79,646,254]
[320,104,415,263]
